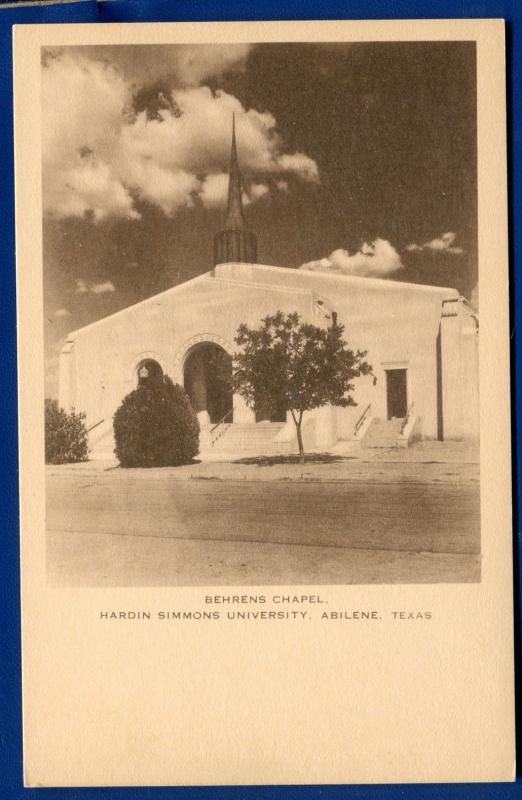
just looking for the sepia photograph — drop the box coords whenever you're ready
[15,19,514,787]
[42,39,481,587]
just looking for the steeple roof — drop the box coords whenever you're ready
[213,115,258,265]
[224,114,246,230]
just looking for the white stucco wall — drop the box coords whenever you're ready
[58,261,478,455]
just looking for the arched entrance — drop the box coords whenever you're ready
[183,343,233,426]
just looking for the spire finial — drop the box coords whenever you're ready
[225,113,245,230]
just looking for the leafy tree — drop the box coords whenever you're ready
[45,398,89,464]
[113,375,199,468]
[232,311,373,462]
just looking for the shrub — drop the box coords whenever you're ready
[45,398,89,464]
[113,376,200,468]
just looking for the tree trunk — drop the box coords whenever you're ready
[296,421,305,464]
[290,409,306,463]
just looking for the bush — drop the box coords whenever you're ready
[45,398,89,464]
[113,376,200,468]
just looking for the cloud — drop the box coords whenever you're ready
[248,182,270,201]
[42,53,138,222]
[75,279,116,295]
[275,153,318,182]
[300,239,403,278]
[91,281,116,294]
[56,43,255,88]
[75,279,88,294]
[406,231,464,255]
[200,172,229,209]
[42,50,319,221]
[54,308,71,318]
[169,43,254,86]
[201,175,272,210]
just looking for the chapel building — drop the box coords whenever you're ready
[58,122,479,459]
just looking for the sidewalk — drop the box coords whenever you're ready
[46,440,480,486]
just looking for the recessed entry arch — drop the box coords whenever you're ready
[175,333,287,425]
[182,340,233,426]
[175,333,234,379]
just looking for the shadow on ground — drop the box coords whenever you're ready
[232,452,356,467]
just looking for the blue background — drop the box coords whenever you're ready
[0,1,519,798]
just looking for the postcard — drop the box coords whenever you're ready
[14,18,514,786]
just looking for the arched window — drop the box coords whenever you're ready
[137,359,163,387]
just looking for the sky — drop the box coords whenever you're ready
[43,41,477,397]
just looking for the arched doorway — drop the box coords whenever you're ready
[183,343,233,426]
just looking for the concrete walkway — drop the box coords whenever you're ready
[46,440,479,486]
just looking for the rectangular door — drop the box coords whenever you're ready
[386,369,407,419]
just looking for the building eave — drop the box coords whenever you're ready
[213,261,461,297]
[64,271,212,340]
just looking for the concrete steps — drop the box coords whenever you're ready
[89,424,115,460]
[90,421,292,461]
[202,422,291,458]
[361,417,404,448]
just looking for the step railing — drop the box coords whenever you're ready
[210,407,234,447]
[400,402,415,435]
[87,418,105,434]
[354,403,371,437]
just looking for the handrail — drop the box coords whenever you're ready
[210,407,234,434]
[86,419,104,433]
[400,402,415,435]
[354,403,371,435]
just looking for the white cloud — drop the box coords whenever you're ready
[200,173,271,210]
[91,281,116,294]
[248,182,270,201]
[171,44,254,86]
[75,279,116,295]
[406,231,464,255]
[200,172,229,209]
[300,239,403,279]
[42,52,138,222]
[42,51,319,221]
[75,279,88,294]
[276,153,318,182]
[74,43,254,87]
[54,308,71,318]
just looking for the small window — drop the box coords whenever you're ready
[137,359,163,387]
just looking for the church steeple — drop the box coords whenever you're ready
[224,114,245,230]
[213,115,258,265]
